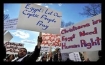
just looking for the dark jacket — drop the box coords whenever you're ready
[48,57,53,62]
[54,53,62,62]
[2,45,6,60]
[54,53,58,62]
[13,45,41,62]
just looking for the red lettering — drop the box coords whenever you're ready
[61,29,66,34]
[62,43,66,49]
[80,40,87,47]
[80,37,101,49]
[79,31,85,37]
[92,19,101,25]
[95,37,101,45]
[62,34,75,42]
[61,23,90,34]
[86,43,92,49]
[79,27,97,37]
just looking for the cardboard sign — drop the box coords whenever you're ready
[61,14,101,53]
[4,42,24,54]
[42,33,61,47]
[4,31,13,41]
[4,18,18,30]
[17,4,62,34]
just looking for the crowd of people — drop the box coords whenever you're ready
[2,35,102,62]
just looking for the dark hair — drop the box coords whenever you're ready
[19,48,27,53]
[6,54,15,60]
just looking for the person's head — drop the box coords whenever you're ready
[55,48,59,53]
[6,54,15,61]
[18,48,27,58]
[9,54,15,60]
[42,55,47,62]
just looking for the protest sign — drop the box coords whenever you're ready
[4,42,24,54]
[61,14,101,53]
[40,46,50,52]
[17,4,62,34]
[42,33,61,47]
[69,52,81,61]
[4,18,18,30]
[4,31,13,41]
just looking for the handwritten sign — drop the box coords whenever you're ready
[4,42,24,54]
[4,18,18,30]
[69,52,81,61]
[17,4,62,34]
[40,46,50,52]
[61,14,101,53]
[42,33,61,47]
[4,31,13,41]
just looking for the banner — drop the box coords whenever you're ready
[17,4,62,34]
[4,42,24,54]
[4,18,18,30]
[61,14,101,53]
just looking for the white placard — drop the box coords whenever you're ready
[17,4,62,34]
[40,46,50,52]
[4,18,18,30]
[4,42,24,54]
[61,14,101,53]
[4,31,13,41]
[69,52,81,61]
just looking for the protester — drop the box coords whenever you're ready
[41,55,47,62]
[4,54,15,62]
[11,35,42,62]
[47,52,53,62]
[97,50,102,62]
[2,44,6,61]
[53,48,62,62]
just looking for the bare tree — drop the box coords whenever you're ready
[65,21,74,27]
[61,20,65,28]
[80,3,101,17]
[61,21,74,28]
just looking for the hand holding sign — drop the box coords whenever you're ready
[37,32,42,48]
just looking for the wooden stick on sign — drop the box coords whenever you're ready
[49,44,52,53]
[37,32,42,47]
[39,32,42,37]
